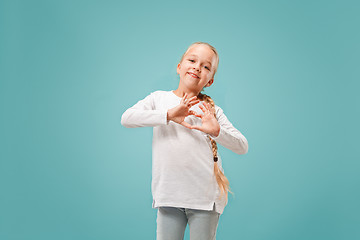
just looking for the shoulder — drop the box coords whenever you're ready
[143,90,174,104]
[149,90,172,97]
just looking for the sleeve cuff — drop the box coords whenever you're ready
[164,109,170,125]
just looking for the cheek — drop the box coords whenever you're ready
[204,72,212,78]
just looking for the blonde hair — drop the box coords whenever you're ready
[180,42,233,202]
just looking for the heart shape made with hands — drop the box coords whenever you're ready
[168,93,220,137]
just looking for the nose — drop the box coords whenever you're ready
[193,63,201,72]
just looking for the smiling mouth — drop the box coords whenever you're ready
[188,72,199,78]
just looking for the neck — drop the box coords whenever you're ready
[173,88,200,99]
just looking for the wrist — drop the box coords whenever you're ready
[212,127,220,137]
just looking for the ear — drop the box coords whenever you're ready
[205,78,214,87]
[176,63,181,75]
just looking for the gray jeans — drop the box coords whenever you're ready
[156,204,220,240]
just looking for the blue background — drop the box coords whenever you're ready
[1,0,359,239]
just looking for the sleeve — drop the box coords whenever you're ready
[121,91,169,128]
[209,106,249,155]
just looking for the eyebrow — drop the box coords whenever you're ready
[187,54,212,67]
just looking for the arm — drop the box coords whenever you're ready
[210,106,249,155]
[121,92,168,128]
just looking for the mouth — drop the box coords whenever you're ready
[187,72,199,79]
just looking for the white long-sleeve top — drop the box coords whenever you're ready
[121,90,248,215]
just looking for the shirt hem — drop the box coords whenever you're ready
[152,199,225,215]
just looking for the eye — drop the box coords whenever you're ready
[188,59,195,62]
[205,66,210,70]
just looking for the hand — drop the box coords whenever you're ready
[167,93,200,129]
[191,102,220,137]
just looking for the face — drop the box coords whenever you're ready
[176,44,217,93]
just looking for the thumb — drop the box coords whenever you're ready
[180,121,193,129]
[191,125,204,132]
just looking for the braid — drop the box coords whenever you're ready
[197,93,233,202]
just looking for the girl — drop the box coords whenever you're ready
[121,42,248,240]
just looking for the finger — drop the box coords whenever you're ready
[205,102,215,114]
[200,101,208,110]
[180,121,192,129]
[188,96,197,102]
[198,104,207,113]
[181,93,187,103]
[204,102,214,115]
[183,99,190,107]
[189,99,200,106]
[190,98,199,103]
[203,102,211,111]
[189,110,202,118]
